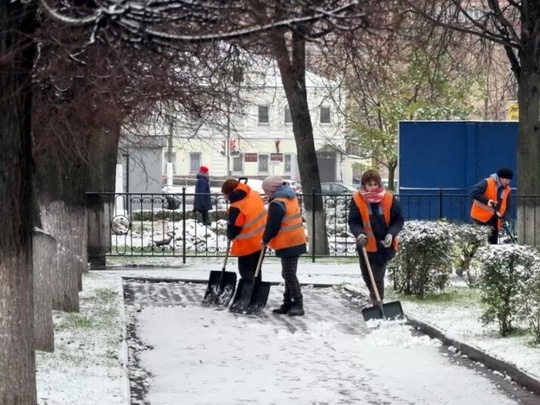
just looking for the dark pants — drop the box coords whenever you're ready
[238,250,262,281]
[359,254,387,301]
[196,210,210,225]
[474,217,498,244]
[281,256,302,302]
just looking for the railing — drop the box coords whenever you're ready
[86,190,540,266]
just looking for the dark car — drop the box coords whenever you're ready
[321,182,357,195]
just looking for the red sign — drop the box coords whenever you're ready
[270,153,283,162]
[244,153,258,162]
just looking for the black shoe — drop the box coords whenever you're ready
[272,303,292,314]
[288,299,304,316]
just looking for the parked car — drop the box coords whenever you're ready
[320,182,357,195]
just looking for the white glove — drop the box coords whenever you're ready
[488,199,498,208]
[381,234,393,248]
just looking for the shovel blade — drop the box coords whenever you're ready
[229,279,271,315]
[202,270,237,306]
[362,301,404,322]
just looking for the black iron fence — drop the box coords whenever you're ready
[86,190,540,266]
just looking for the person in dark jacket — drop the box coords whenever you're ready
[193,165,212,226]
[261,176,307,316]
[221,179,266,281]
[348,169,404,306]
[470,167,513,244]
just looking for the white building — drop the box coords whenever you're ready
[161,56,362,185]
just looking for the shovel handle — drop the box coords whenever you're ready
[222,240,231,270]
[361,247,382,303]
[254,246,266,278]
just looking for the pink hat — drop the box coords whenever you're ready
[199,165,209,174]
[262,175,283,198]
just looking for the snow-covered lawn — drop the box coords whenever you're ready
[35,266,540,404]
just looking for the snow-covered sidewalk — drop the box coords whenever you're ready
[35,261,540,404]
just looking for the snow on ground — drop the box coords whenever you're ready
[35,263,540,404]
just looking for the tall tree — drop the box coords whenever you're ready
[402,0,540,245]
[1,1,365,401]
[345,20,478,189]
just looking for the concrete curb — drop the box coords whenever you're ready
[341,284,540,396]
[118,279,132,405]
[406,315,540,396]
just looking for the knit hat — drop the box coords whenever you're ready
[199,165,209,174]
[496,167,513,180]
[221,179,239,195]
[262,175,284,198]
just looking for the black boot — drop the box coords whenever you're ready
[273,292,291,314]
[288,299,304,316]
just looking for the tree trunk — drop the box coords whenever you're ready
[33,230,56,352]
[516,48,540,247]
[0,3,37,403]
[388,161,397,192]
[270,30,329,255]
[40,201,82,311]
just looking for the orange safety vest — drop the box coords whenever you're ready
[352,191,398,253]
[470,177,510,229]
[267,197,307,251]
[229,184,267,256]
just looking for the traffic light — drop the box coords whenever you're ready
[230,138,239,155]
[220,139,226,156]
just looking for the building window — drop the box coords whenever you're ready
[258,154,269,173]
[320,106,331,124]
[232,66,244,83]
[189,152,201,173]
[284,154,292,173]
[232,154,244,173]
[284,107,292,123]
[258,105,269,124]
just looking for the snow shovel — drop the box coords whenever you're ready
[229,247,270,315]
[361,246,404,322]
[202,240,237,306]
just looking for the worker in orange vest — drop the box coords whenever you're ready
[470,167,513,244]
[261,176,307,316]
[221,179,267,281]
[348,170,404,306]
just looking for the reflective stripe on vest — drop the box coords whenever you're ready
[352,191,397,253]
[268,197,306,251]
[229,184,267,256]
[470,177,510,229]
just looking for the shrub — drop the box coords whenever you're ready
[388,220,454,297]
[452,224,491,286]
[517,265,540,343]
[476,244,540,336]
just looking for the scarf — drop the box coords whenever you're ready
[359,186,386,203]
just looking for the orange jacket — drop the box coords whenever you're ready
[470,177,510,229]
[267,197,306,251]
[352,191,398,253]
[229,184,267,256]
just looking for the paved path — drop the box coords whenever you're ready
[124,280,539,405]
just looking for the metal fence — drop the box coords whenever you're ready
[86,190,540,265]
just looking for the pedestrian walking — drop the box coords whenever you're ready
[221,179,267,281]
[470,167,513,244]
[348,169,404,306]
[194,165,212,226]
[261,176,307,316]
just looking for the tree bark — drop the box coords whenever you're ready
[0,3,38,403]
[270,29,329,255]
[33,230,56,353]
[516,47,540,246]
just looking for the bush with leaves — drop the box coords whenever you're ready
[476,244,540,336]
[516,263,540,343]
[452,223,491,286]
[388,220,454,297]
